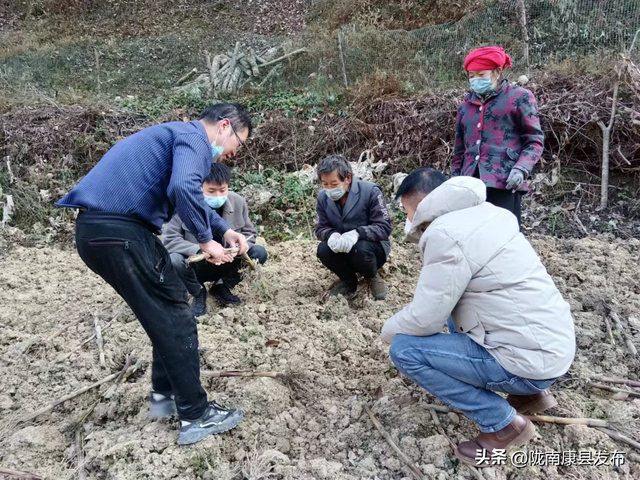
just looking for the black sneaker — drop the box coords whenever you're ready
[329,280,358,297]
[177,401,244,445]
[149,391,176,418]
[191,287,208,317]
[209,283,242,306]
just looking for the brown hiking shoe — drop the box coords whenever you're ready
[507,391,557,415]
[455,414,536,467]
[368,275,387,300]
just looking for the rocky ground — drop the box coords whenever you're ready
[0,232,639,480]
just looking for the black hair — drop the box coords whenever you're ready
[200,103,253,137]
[316,155,353,182]
[205,163,232,185]
[395,167,447,200]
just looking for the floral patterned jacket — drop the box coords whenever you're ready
[451,80,544,191]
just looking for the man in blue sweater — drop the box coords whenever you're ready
[56,103,251,445]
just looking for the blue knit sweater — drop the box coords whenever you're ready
[56,121,229,242]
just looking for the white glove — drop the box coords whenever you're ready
[339,230,359,253]
[327,232,342,253]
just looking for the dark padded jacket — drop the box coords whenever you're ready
[315,179,392,258]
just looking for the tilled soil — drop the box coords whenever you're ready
[1,234,639,480]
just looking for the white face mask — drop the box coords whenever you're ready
[404,218,412,236]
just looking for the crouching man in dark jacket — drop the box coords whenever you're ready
[315,155,392,300]
[163,163,267,315]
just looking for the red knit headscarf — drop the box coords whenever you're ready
[464,46,513,72]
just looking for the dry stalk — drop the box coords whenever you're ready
[73,352,136,429]
[0,467,43,479]
[610,311,638,356]
[526,415,608,427]
[603,315,616,345]
[200,370,287,378]
[76,428,87,480]
[597,75,620,209]
[594,427,640,452]
[187,248,239,265]
[94,313,105,369]
[364,405,423,480]
[590,382,640,398]
[177,67,198,86]
[17,370,122,424]
[589,375,640,388]
[428,408,485,480]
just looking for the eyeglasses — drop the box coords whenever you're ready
[219,116,247,148]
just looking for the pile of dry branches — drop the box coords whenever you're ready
[177,44,307,94]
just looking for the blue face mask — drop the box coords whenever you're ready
[204,195,227,209]
[211,145,224,163]
[325,186,346,201]
[470,77,495,95]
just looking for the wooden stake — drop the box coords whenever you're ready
[94,313,105,369]
[337,32,348,88]
[595,427,640,452]
[200,370,287,378]
[0,467,43,479]
[603,315,616,345]
[590,375,640,388]
[17,371,121,424]
[590,382,640,398]
[364,405,423,480]
[429,408,485,480]
[597,76,620,209]
[610,311,638,356]
[526,415,608,427]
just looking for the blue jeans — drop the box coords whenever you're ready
[389,319,555,433]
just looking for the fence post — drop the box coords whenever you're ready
[338,31,349,88]
[516,0,530,74]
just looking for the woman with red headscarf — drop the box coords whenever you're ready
[451,46,544,226]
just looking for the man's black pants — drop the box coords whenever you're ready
[486,187,523,227]
[75,212,207,420]
[317,240,387,283]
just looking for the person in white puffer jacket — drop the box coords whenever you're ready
[383,168,575,467]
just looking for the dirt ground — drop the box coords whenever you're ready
[1,232,639,480]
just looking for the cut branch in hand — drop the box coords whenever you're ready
[187,248,239,265]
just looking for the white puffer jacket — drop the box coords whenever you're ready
[382,177,575,380]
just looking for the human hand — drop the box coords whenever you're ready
[223,229,249,255]
[327,232,342,253]
[198,240,225,264]
[505,168,526,192]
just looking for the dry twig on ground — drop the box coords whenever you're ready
[364,405,423,480]
[526,415,608,427]
[590,382,640,398]
[18,359,132,424]
[0,467,43,479]
[428,407,485,480]
[610,311,638,356]
[595,427,640,452]
[200,370,287,378]
[589,375,640,388]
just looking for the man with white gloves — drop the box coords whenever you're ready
[383,167,575,466]
[315,155,392,299]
